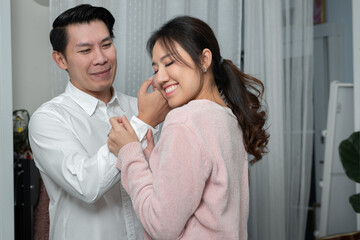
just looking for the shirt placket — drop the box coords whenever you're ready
[120,185,137,240]
[104,102,118,131]
[107,100,138,239]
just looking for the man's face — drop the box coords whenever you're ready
[60,20,117,99]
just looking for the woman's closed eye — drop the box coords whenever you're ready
[165,60,175,67]
[152,60,174,74]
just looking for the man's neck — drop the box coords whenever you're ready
[95,87,113,105]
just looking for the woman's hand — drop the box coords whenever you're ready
[144,129,154,160]
[107,116,139,156]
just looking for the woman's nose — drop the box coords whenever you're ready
[154,67,169,87]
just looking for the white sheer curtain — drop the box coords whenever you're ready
[49,0,242,97]
[244,0,314,239]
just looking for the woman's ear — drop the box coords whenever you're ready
[201,48,213,71]
[52,51,68,70]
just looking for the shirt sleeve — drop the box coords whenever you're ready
[129,116,159,149]
[117,124,211,240]
[29,110,120,204]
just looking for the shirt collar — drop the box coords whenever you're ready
[65,82,119,116]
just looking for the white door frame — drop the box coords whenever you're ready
[352,0,360,231]
[0,0,14,239]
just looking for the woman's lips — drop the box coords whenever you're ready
[164,84,178,97]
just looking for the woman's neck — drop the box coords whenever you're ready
[196,81,227,107]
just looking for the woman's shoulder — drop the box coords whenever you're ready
[164,99,235,127]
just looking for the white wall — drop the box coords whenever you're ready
[11,0,51,115]
[1,0,50,238]
[326,0,353,84]
[0,0,14,239]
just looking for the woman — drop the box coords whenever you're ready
[108,16,269,240]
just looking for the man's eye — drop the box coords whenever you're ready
[103,43,112,48]
[165,61,174,67]
[79,49,90,54]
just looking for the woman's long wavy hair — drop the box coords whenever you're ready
[147,16,269,164]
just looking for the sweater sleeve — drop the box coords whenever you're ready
[117,124,211,240]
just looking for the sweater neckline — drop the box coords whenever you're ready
[187,99,234,116]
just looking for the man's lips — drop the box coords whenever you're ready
[90,67,111,76]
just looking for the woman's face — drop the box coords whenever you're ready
[151,41,205,108]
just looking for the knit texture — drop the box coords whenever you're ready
[117,100,249,240]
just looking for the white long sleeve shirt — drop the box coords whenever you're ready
[29,82,156,240]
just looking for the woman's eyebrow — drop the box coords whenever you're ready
[152,53,171,66]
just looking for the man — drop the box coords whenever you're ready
[29,4,169,240]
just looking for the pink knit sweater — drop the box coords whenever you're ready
[116,100,249,240]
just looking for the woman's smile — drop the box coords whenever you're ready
[164,84,178,97]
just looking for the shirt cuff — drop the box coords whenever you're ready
[130,116,159,149]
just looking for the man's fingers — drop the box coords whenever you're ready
[138,77,153,98]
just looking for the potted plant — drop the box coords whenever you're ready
[338,131,360,213]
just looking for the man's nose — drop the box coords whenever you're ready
[93,48,107,65]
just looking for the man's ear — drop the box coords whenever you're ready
[52,51,68,70]
[201,48,212,70]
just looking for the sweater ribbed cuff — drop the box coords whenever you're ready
[116,141,143,171]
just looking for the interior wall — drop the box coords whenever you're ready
[11,0,51,116]
[326,0,353,84]
[0,0,14,239]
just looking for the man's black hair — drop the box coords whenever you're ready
[50,4,115,55]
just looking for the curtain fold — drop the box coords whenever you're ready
[244,0,314,239]
[49,0,242,97]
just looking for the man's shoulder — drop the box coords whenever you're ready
[31,92,73,120]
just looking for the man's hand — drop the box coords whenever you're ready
[137,77,171,127]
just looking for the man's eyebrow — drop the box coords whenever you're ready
[75,36,112,48]
[75,42,93,48]
[151,53,171,66]
[101,36,112,43]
